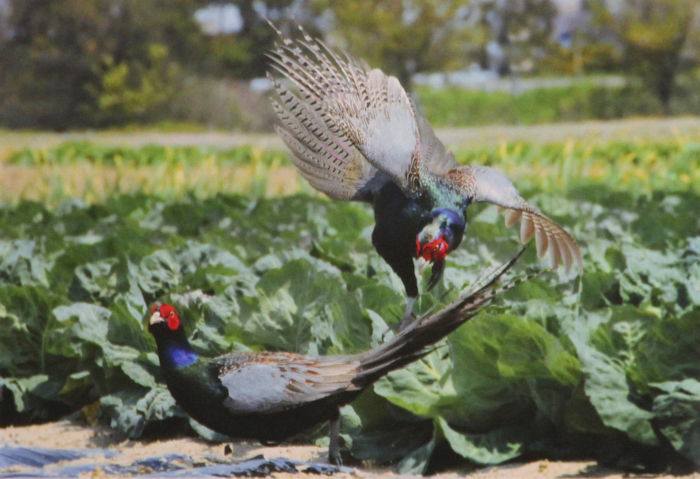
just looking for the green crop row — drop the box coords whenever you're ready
[2,139,698,206]
[7,142,287,167]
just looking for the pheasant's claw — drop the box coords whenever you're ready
[427,260,445,291]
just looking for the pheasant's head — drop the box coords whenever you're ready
[416,208,466,289]
[148,303,198,368]
[148,302,182,335]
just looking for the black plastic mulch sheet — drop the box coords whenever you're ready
[0,446,353,477]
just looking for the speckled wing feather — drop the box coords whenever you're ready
[215,352,360,414]
[447,166,582,271]
[267,26,435,198]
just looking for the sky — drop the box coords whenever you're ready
[195,4,244,35]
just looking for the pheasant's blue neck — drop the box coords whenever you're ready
[162,342,199,369]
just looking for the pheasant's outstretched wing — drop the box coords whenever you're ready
[215,352,360,414]
[446,166,582,271]
[267,28,581,271]
[267,27,452,200]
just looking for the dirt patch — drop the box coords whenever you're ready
[2,420,698,478]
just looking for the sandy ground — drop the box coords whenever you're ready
[2,420,699,478]
[2,116,700,154]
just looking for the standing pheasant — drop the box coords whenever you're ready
[267,27,581,327]
[148,248,526,464]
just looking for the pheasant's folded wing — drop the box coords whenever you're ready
[268,27,452,199]
[447,166,582,271]
[215,352,360,414]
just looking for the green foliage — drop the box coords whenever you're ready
[0,160,699,469]
[95,44,181,123]
[7,142,287,168]
[416,81,682,127]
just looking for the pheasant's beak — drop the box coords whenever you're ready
[416,232,454,291]
[149,311,165,326]
[427,258,445,291]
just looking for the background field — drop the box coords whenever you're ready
[1,119,699,474]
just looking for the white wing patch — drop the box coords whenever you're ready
[220,363,297,414]
[217,355,360,415]
[355,88,419,183]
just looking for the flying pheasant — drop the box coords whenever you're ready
[267,27,581,327]
[148,248,527,464]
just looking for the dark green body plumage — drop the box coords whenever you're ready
[153,330,353,442]
[160,353,355,442]
[371,180,467,301]
[372,182,433,298]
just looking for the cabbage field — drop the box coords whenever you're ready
[1,136,699,474]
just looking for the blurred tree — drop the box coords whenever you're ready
[0,0,206,128]
[593,0,695,114]
[476,0,557,76]
[93,43,181,124]
[202,1,319,78]
[312,0,478,88]
[540,1,622,75]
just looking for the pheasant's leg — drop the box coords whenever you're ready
[397,296,417,331]
[328,412,342,466]
[376,251,419,331]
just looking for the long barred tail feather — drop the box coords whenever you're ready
[355,246,541,385]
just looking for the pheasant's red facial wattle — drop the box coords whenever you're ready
[167,314,180,331]
[416,236,449,263]
[157,303,181,331]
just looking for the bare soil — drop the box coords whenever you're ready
[2,420,698,478]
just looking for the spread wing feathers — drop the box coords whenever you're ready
[216,352,360,414]
[447,166,583,271]
[267,26,422,196]
[270,77,379,200]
